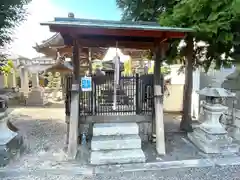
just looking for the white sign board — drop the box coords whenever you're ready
[81,77,92,92]
[71,84,79,91]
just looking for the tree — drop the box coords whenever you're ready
[123,58,132,76]
[116,0,176,21]
[116,0,240,132]
[0,0,31,47]
[159,0,240,131]
[0,60,14,75]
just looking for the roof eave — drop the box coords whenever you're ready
[40,21,194,33]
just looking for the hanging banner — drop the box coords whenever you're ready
[81,76,92,91]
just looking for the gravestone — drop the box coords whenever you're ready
[26,73,47,106]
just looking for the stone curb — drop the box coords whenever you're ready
[1,157,240,176]
[94,159,214,174]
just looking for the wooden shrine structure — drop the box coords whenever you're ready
[41,13,193,159]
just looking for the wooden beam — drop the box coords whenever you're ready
[50,26,165,38]
[58,46,106,59]
[78,38,155,49]
[60,33,172,49]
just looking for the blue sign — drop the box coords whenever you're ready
[81,77,92,91]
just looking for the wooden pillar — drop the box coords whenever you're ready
[88,48,92,75]
[153,41,166,155]
[67,39,80,159]
[88,48,95,115]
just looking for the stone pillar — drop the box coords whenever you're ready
[67,39,80,160]
[7,70,16,89]
[153,42,166,155]
[154,85,165,154]
[20,67,29,96]
[191,69,200,120]
[0,74,5,89]
[31,73,39,88]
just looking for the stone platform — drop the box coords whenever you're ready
[188,127,239,154]
[25,87,48,106]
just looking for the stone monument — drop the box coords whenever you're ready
[188,79,239,154]
[222,69,240,140]
[26,72,47,106]
[0,98,23,166]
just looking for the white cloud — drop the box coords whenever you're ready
[7,0,91,59]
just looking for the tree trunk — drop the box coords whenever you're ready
[180,36,194,132]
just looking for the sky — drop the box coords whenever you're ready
[8,0,122,58]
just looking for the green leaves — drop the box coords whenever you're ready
[116,0,240,71]
[0,0,31,47]
[158,0,240,71]
[116,0,172,21]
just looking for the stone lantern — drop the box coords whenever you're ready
[0,98,23,166]
[188,79,239,154]
[222,69,240,140]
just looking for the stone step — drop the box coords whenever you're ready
[91,135,141,151]
[90,149,146,165]
[93,123,139,136]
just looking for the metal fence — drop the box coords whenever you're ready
[66,74,154,116]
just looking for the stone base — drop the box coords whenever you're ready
[0,111,25,166]
[90,149,146,165]
[188,127,239,154]
[0,134,24,167]
[26,87,48,106]
[227,125,240,141]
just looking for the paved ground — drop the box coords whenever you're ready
[1,166,240,180]
[1,106,240,180]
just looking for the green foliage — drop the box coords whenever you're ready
[0,0,31,47]
[159,0,240,71]
[0,60,14,75]
[148,64,171,75]
[92,61,103,72]
[116,0,175,21]
[123,58,132,76]
[117,0,240,72]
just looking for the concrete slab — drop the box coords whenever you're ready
[91,135,141,150]
[90,149,146,165]
[94,159,214,174]
[93,123,139,136]
[214,157,240,166]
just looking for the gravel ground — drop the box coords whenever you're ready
[1,107,240,180]
[1,166,240,180]
[4,107,68,170]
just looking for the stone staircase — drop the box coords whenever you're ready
[90,123,146,165]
